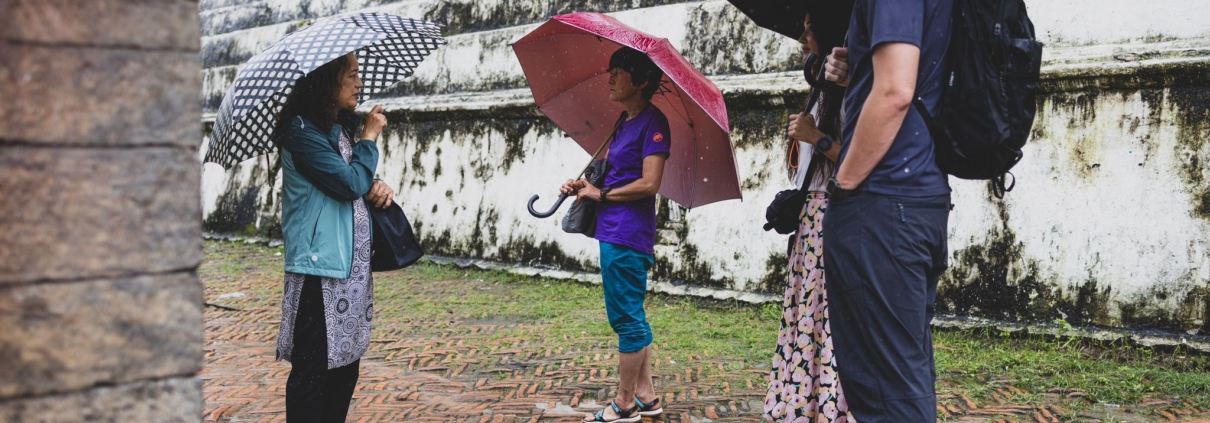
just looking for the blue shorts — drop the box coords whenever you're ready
[599,241,654,353]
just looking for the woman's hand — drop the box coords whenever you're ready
[825,47,850,87]
[789,113,826,144]
[575,185,602,203]
[366,180,394,209]
[360,105,387,141]
[560,178,587,195]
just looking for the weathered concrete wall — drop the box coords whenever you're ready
[2,0,204,421]
[199,0,1210,333]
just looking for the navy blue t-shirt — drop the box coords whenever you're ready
[838,0,953,197]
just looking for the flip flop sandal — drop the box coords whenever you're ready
[583,401,641,423]
[634,395,663,416]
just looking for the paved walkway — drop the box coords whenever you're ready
[200,247,1209,423]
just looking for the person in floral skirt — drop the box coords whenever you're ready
[763,7,855,423]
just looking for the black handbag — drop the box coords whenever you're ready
[367,200,425,272]
[561,113,627,238]
[763,188,808,234]
[764,140,822,235]
[561,158,609,237]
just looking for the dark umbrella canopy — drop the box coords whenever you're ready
[726,0,855,41]
[205,13,446,169]
[727,0,810,39]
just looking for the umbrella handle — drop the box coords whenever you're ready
[527,192,570,218]
[803,53,837,90]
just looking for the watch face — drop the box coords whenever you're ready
[818,136,832,152]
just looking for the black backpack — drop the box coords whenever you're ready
[914,0,1044,198]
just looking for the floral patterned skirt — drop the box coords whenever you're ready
[763,192,854,423]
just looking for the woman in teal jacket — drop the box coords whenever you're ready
[273,52,395,423]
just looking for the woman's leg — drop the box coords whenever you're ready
[322,359,360,422]
[286,276,328,423]
[635,345,655,402]
[593,242,655,420]
[616,349,643,410]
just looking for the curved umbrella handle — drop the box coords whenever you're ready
[803,53,837,90]
[528,192,570,218]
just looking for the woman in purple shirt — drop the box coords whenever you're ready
[561,47,670,423]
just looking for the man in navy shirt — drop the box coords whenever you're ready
[821,0,954,421]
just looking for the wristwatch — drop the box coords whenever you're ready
[815,134,835,153]
[600,186,612,202]
[826,177,858,199]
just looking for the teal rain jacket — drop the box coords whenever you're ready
[279,116,379,279]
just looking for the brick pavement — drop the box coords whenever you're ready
[200,245,1209,423]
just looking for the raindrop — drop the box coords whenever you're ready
[703,178,709,182]
[904,168,911,173]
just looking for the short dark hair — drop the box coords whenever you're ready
[608,47,663,100]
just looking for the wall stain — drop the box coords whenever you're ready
[421,0,688,38]
[756,249,789,295]
[940,184,1206,332]
[500,119,534,172]
[204,175,262,235]
[652,243,735,290]
[1168,86,1210,221]
[1136,89,1166,163]
[1119,283,1208,333]
[495,235,597,272]
[938,198,1063,322]
[683,5,800,76]
[1048,91,1104,180]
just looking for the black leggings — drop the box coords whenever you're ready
[286,275,361,423]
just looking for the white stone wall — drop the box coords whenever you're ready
[200,0,1210,332]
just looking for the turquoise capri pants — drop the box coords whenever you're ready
[599,241,654,353]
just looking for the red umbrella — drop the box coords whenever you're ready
[512,12,742,213]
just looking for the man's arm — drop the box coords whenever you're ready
[834,42,920,189]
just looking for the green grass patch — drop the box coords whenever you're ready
[935,328,1210,406]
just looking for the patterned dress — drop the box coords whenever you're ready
[763,192,854,423]
[276,130,375,369]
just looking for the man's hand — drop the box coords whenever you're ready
[366,180,394,209]
[825,47,850,87]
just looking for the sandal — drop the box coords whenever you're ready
[634,395,663,416]
[583,401,641,423]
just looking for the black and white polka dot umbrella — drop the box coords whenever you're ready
[205,13,446,168]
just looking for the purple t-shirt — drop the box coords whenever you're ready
[595,104,672,255]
